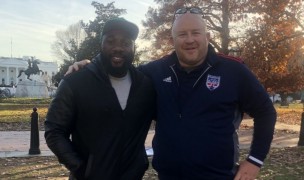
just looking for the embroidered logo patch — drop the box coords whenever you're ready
[206,74,220,91]
[163,76,172,83]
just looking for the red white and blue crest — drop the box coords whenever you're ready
[206,74,220,91]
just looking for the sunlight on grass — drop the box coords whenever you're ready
[0,157,68,179]
[0,98,52,104]
[275,103,303,113]
[0,98,50,123]
[0,98,303,123]
[258,147,304,179]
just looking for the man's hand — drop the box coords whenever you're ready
[64,59,91,76]
[234,160,260,180]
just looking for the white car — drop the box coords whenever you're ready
[269,94,281,103]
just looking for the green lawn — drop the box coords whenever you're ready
[0,98,50,123]
[0,98,302,124]
[258,147,304,179]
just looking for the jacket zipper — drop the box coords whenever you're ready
[169,63,212,119]
[193,63,212,88]
[170,64,181,119]
[170,63,212,87]
[170,64,179,86]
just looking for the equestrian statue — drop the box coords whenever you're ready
[17,58,43,81]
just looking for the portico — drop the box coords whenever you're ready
[0,57,58,86]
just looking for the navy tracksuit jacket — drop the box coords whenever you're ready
[139,45,276,179]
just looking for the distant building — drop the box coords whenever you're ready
[0,56,58,86]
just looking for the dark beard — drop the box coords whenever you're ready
[102,53,134,77]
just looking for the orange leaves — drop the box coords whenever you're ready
[242,0,304,93]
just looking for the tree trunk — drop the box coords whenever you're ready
[298,111,304,146]
[280,93,289,106]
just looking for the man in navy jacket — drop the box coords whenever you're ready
[140,8,276,180]
[67,7,276,180]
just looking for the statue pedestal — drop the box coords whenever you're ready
[16,75,48,98]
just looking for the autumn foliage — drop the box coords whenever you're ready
[241,0,304,95]
[142,0,253,59]
[142,0,304,95]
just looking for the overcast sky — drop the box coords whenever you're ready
[0,0,157,63]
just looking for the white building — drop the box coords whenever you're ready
[0,56,58,86]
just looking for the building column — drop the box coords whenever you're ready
[15,67,19,85]
[6,67,9,86]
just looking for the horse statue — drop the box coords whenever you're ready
[17,59,43,81]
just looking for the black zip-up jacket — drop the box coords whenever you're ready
[45,54,156,180]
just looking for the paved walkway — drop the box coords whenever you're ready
[0,119,301,158]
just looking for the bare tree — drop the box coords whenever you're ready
[51,21,87,63]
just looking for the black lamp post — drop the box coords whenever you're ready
[29,107,41,155]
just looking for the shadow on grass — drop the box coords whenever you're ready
[0,157,68,179]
